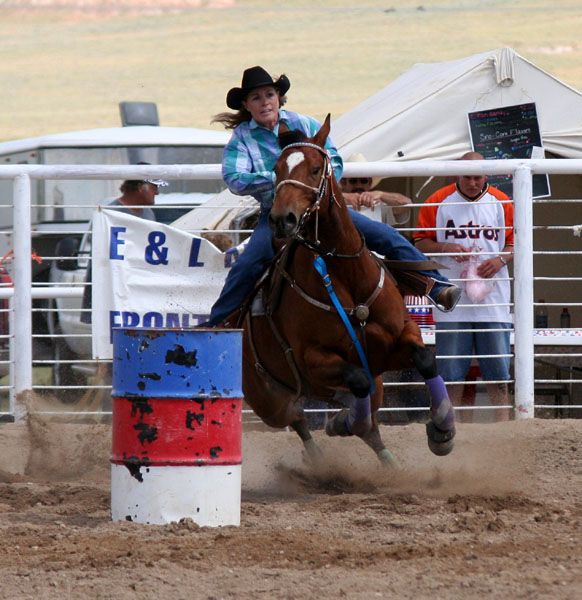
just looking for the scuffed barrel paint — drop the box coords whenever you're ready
[111,396,242,469]
[112,328,242,399]
[110,328,243,526]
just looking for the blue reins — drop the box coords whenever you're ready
[313,255,375,393]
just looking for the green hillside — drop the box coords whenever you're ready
[1,0,581,141]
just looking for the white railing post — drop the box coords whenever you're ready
[512,166,535,418]
[12,174,33,420]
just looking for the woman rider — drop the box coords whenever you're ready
[207,66,460,326]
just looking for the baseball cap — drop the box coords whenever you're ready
[137,161,168,187]
[143,178,169,187]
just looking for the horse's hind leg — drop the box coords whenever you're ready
[360,423,398,467]
[361,382,398,467]
[290,416,323,464]
[411,344,456,456]
[326,385,397,467]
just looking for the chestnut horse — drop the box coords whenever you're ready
[238,115,455,465]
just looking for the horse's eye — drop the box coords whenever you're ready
[311,167,321,177]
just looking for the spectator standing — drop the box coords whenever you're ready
[78,169,168,415]
[81,169,167,323]
[340,153,411,226]
[106,169,167,221]
[414,152,514,422]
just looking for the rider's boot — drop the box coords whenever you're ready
[428,281,462,313]
[382,263,461,313]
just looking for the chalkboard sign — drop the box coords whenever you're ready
[468,102,550,198]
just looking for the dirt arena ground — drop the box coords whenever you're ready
[0,416,579,599]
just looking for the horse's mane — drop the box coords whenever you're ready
[278,129,307,149]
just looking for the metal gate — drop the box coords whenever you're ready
[1,161,581,422]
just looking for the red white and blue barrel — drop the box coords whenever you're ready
[110,328,243,526]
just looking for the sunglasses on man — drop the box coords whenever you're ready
[344,177,372,185]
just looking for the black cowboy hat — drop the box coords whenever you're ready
[226,66,291,110]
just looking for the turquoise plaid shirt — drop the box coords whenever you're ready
[221,109,343,210]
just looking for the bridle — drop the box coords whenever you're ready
[274,142,365,258]
[274,142,333,214]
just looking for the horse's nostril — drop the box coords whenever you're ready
[270,211,298,238]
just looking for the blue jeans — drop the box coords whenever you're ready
[435,322,512,382]
[208,208,451,326]
[349,210,445,281]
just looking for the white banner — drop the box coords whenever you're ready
[92,209,236,359]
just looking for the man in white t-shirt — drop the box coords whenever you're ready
[414,152,514,422]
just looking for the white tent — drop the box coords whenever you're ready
[332,48,582,161]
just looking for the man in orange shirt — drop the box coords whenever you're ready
[414,152,514,422]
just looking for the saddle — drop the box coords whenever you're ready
[221,241,299,329]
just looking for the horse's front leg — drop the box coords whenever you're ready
[326,380,398,467]
[304,349,397,466]
[303,348,373,434]
[325,386,373,437]
[411,344,456,456]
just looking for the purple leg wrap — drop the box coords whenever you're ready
[352,394,371,422]
[346,394,372,436]
[426,375,455,431]
[327,392,372,437]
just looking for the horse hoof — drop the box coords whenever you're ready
[426,421,455,457]
[377,448,399,468]
[427,436,455,456]
[303,439,324,465]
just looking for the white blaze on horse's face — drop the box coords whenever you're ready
[286,151,305,175]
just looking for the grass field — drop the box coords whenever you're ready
[0,0,581,141]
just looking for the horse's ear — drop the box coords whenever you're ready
[278,121,291,148]
[313,114,331,148]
